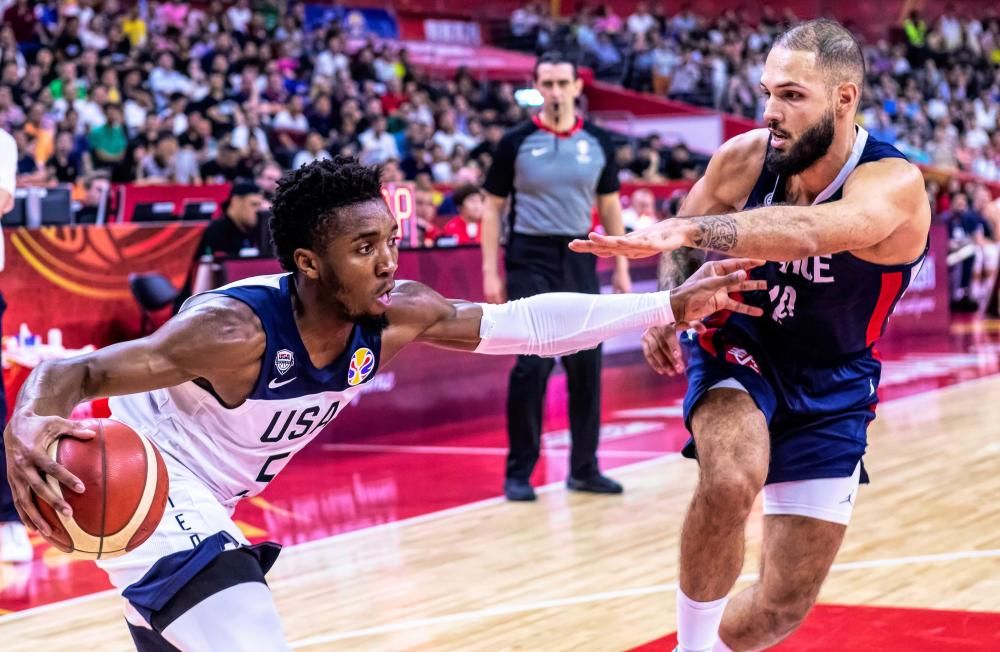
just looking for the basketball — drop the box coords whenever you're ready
[33,419,169,560]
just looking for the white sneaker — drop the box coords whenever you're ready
[0,521,33,563]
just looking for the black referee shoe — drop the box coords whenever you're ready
[504,478,537,502]
[567,473,623,494]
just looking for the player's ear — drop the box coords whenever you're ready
[294,248,321,280]
[835,81,858,117]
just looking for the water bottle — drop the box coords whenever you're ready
[47,328,63,350]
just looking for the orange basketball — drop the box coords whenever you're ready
[34,419,169,560]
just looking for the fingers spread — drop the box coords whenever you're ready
[737,280,767,292]
[724,297,765,317]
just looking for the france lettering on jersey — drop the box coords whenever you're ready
[109,274,382,506]
[718,126,927,362]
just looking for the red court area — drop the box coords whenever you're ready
[629,604,1000,651]
[1,325,999,614]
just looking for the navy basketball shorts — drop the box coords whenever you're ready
[679,327,882,487]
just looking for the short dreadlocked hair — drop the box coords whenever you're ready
[270,156,385,272]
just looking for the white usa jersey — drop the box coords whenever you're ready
[109,274,382,507]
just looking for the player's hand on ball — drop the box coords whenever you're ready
[3,410,95,536]
[669,258,767,325]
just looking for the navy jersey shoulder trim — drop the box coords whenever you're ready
[858,135,907,165]
[211,275,384,400]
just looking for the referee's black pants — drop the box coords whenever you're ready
[0,291,17,523]
[503,234,603,482]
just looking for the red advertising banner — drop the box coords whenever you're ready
[888,223,951,335]
[1,223,204,347]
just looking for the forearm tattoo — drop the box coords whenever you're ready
[692,216,738,252]
[657,247,705,290]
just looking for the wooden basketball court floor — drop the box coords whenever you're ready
[1,328,999,650]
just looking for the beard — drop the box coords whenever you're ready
[764,109,836,177]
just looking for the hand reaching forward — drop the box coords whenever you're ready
[669,258,767,324]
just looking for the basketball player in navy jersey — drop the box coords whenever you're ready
[4,156,764,650]
[571,19,931,652]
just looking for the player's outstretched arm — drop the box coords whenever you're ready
[570,158,928,262]
[383,260,766,358]
[4,297,264,533]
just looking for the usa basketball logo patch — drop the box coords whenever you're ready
[275,349,294,375]
[347,348,376,386]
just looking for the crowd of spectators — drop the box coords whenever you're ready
[0,0,716,231]
[2,0,999,265]
[509,2,1000,183]
[0,0,538,207]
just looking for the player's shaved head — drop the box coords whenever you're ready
[774,19,865,90]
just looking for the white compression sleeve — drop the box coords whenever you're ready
[475,291,674,357]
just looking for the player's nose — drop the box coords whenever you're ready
[763,100,782,125]
[377,251,397,277]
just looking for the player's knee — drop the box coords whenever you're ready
[697,468,763,519]
[758,585,817,636]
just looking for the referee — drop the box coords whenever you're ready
[482,52,631,502]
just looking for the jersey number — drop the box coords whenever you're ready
[769,285,797,322]
[255,402,340,484]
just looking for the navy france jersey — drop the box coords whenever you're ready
[680,127,928,484]
[109,274,382,506]
[720,126,927,363]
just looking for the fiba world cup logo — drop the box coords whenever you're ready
[8,224,202,299]
[347,348,376,386]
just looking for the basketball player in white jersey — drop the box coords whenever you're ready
[4,157,765,651]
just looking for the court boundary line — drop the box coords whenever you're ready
[1,372,997,624]
[288,548,1000,647]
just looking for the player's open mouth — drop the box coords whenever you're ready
[376,284,394,307]
[770,130,789,148]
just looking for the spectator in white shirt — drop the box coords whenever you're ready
[359,115,400,165]
[621,188,658,231]
[272,95,309,133]
[627,2,656,36]
[0,127,14,264]
[973,88,998,132]
[432,109,476,157]
[149,52,193,108]
[226,0,253,33]
[231,108,271,160]
[293,132,331,169]
[314,34,349,81]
